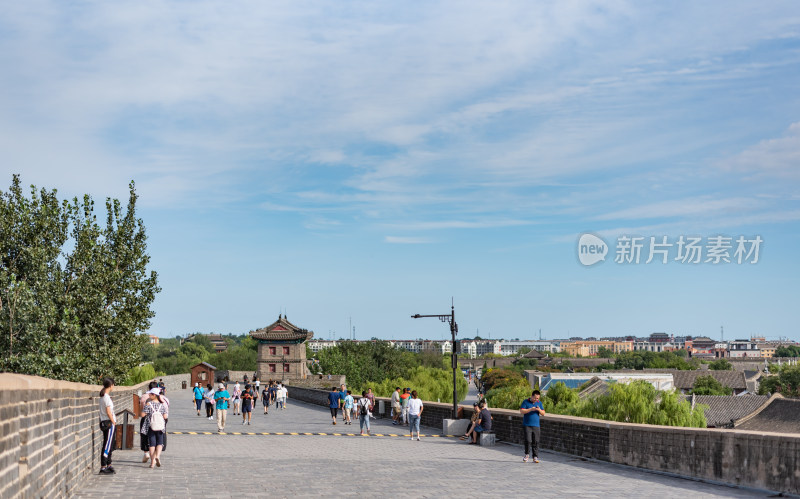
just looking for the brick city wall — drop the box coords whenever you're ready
[0,373,189,499]
[285,386,799,494]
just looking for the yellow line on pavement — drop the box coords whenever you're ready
[167,431,456,438]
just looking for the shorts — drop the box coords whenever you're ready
[330,407,339,417]
[242,403,252,413]
[392,404,402,413]
[474,424,485,433]
[148,430,165,448]
[262,398,269,407]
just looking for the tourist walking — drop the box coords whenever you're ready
[407,390,424,441]
[470,400,491,445]
[98,378,116,475]
[358,391,372,435]
[338,384,347,421]
[391,387,402,425]
[366,388,376,418]
[400,388,411,424]
[141,388,167,469]
[193,383,204,416]
[267,382,277,412]
[261,385,270,414]
[343,390,354,425]
[280,384,288,409]
[520,390,545,463]
[232,382,242,415]
[139,381,159,464]
[241,384,254,425]
[214,383,230,432]
[204,383,215,420]
[328,386,340,425]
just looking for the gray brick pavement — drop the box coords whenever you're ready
[74,391,768,498]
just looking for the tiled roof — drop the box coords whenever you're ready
[192,361,217,370]
[605,369,747,390]
[578,377,612,399]
[680,395,769,427]
[734,394,800,434]
[250,315,314,342]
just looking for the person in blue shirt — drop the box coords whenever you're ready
[214,383,230,433]
[343,390,354,425]
[519,389,546,463]
[338,385,347,422]
[193,383,204,416]
[328,386,341,425]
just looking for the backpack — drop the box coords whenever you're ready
[149,403,165,432]
[359,399,369,416]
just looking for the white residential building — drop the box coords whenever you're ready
[498,341,560,355]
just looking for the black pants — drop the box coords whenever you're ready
[100,420,115,467]
[524,426,540,457]
[205,401,214,417]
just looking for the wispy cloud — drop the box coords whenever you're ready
[384,236,434,244]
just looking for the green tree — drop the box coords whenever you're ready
[121,363,164,385]
[516,346,532,356]
[690,375,732,396]
[0,176,160,383]
[708,359,733,371]
[596,346,615,358]
[759,365,800,397]
[775,345,800,357]
[480,368,528,392]
[365,366,468,403]
[315,340,420,389]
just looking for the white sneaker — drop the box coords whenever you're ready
[242,421,246,425]
[416,437,421,441]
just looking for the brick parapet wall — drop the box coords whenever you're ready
[0,373,189,499]
[285,385,799,494]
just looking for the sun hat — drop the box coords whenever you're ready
[147,388,161,395]
[219,383,225,390]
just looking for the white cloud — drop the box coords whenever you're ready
[721,122,800,179]
[384,236,433,244]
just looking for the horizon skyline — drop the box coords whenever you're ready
[3,2,799,343]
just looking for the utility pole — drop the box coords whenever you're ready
[411,299,459,419]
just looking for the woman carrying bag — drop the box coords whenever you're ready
[140,387,168,469]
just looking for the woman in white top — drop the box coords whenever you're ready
[407,390,424,441]
[98,378,116,474]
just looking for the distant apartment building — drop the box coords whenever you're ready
[560,340,633,357]
[307,339,338,353]
[727,339,760,358]
[458,339,501,358]
[148,335,160,345]
[498,341,560,355]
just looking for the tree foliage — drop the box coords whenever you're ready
[759,365,800,397]
[0,176,160,383]
[486,380,706,427]
[365,366,468,402]
[775,345,800,357]
[480,368,528,392]
[614,350,698,370]
[707,359,733,371]
[314,340,420,389]
[690,375,732,396]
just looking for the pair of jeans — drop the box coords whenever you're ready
[408,414,421,434]
[524,425,540,457]
[205,401,214,417]
[359,414,370,432]
[195,399,202,411]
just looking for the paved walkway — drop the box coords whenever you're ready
[75,393,767,498]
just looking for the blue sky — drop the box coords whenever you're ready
[2,2,799,341]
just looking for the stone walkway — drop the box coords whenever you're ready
[75,394,768,498]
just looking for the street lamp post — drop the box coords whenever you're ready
[411,301,459,419]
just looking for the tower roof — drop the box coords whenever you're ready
[249,314,314,342]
